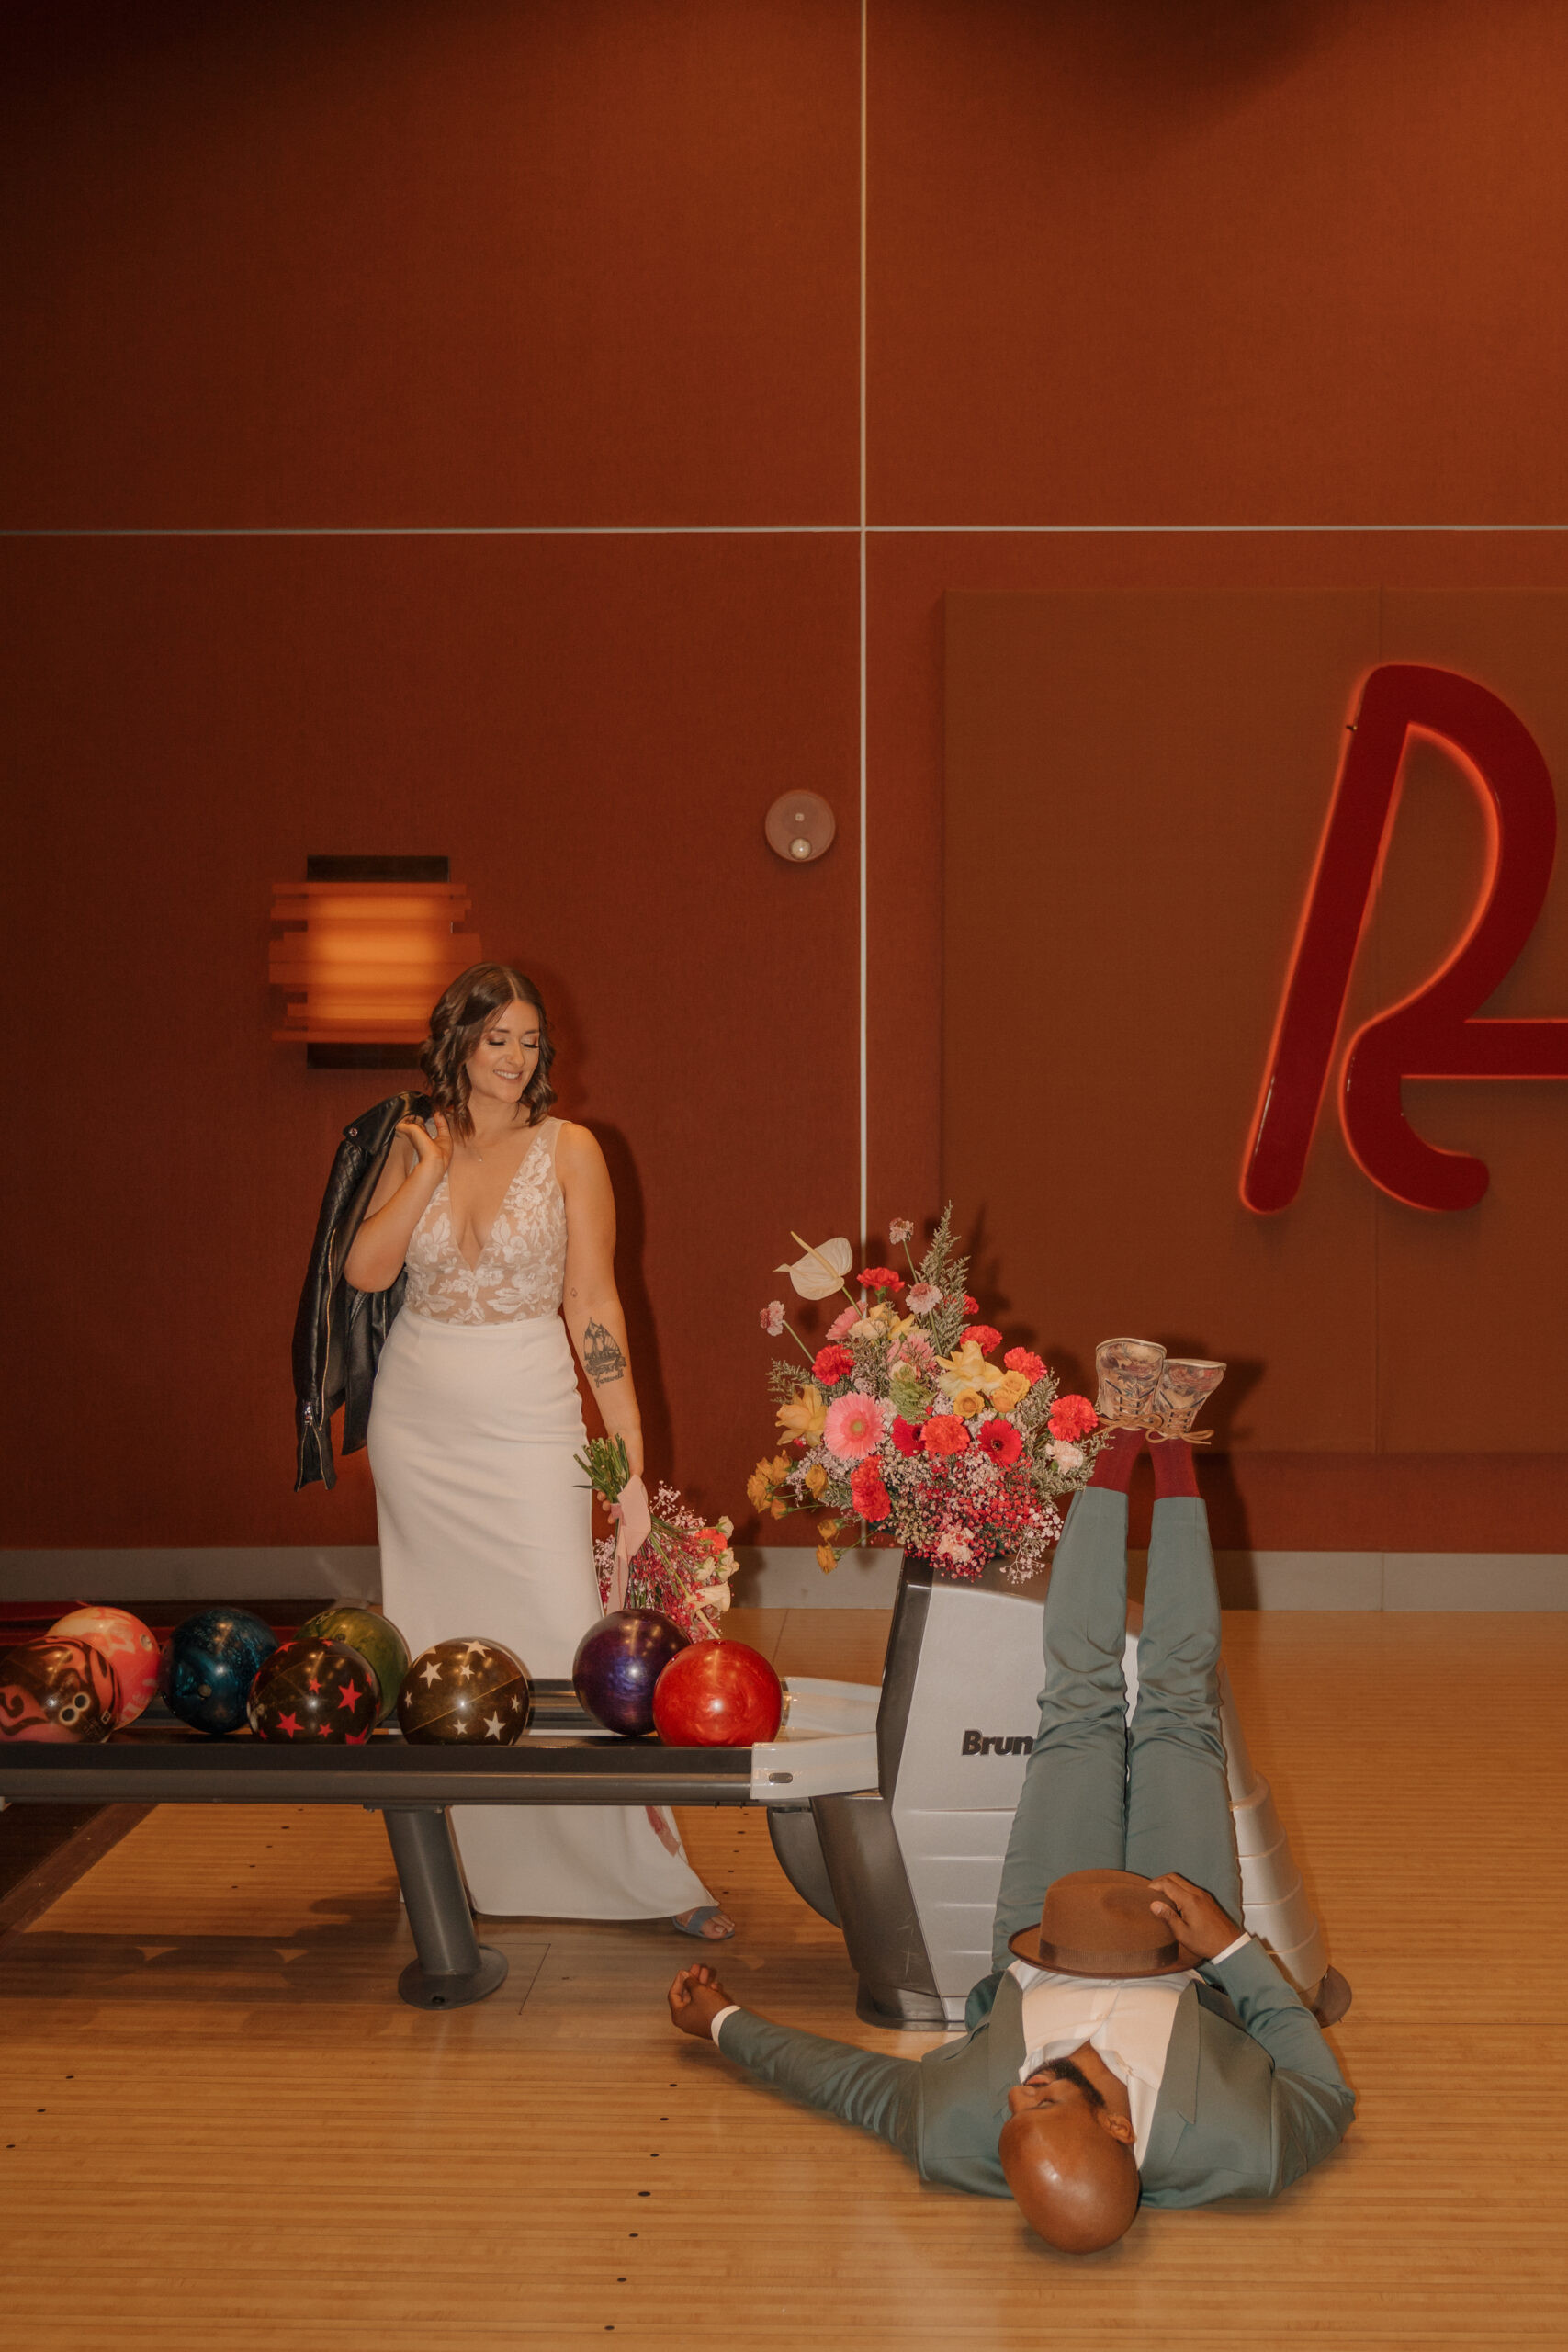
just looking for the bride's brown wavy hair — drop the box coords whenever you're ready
[419,963,557,1139]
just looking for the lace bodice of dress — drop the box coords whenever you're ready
[403,1119,568,1326]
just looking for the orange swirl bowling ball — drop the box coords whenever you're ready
[651,1639,783,1747]
[247,1636,379,1743]
[0,1637,118,1743]
[50,1607,163,1726]
[398,1640,533,1745]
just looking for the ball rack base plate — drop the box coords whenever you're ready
[398,1946,510,2010]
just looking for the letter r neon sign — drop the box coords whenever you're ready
[1242,662,1568,1215]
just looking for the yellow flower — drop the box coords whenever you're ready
[803,1464,829,1498]
[990,1370,1030,1413]
[746,1453,791,1512]
[776,1385,828,1446]
[816,1544,839,1572]
[938,1341,1006,1398]
[950,1385,987,1419]
[771,1499,789,1520]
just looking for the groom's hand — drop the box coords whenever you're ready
[668,1962,734,2038]
[1147,1872,1243,1962]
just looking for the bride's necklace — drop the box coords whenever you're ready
[465,1117,525,1164]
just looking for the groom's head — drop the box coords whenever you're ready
[998,2057,1140,2253]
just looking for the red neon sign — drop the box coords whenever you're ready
[1242,662,1568,1215]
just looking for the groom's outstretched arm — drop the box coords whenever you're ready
[669,1965,921,2159]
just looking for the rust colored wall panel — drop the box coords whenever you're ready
[941,587,1568,1484]
[1,0,859,527]
[869,0,1568,524]
[5,533,859,1545]
[866,528,1568,1266]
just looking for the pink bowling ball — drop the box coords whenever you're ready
[50,1606,163,1726]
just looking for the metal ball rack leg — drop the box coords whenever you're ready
[379,1805,510,2009]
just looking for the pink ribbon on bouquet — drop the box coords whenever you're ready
[607,1473,652,1614]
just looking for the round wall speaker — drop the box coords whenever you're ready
[764,791,837,864]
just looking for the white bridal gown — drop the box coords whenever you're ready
[368,1116,711,1918]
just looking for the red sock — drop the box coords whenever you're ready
[1150,1438,1200,1499]
[1089,1425,1143,1494]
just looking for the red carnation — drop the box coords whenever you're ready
[859,1265,905,1295]
[1049,1394,1100,1441]
[961,1295,979,1317]
[976,1418,1023,1467]
[1004,1348,1046,1384]
[965,1325,1003,1355]
[920,1414,970,1459]
[851,1463,891,1521]
[813,1343,855,1384]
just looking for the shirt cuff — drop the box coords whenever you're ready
[1210,1931,1251,1965]
[709,2003,741,2044]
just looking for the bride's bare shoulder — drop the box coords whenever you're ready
[552,1120,608,1175]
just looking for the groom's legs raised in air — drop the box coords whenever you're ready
[1122,1428,1242,1917]
[988,1423,1145,1970]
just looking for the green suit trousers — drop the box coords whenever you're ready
[991,1487,1242,1971]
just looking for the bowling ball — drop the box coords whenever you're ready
[398,1639,533,1745]
[572,1611,689,1737]
[299,1605,410,1724]
[50,1606,162,1726]
[248,1636,378,1743]
[162,1607,279,1737]
[0,1637,118,1744]
[651,1639,783,1747]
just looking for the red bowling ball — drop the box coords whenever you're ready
[651,1639,783,1747]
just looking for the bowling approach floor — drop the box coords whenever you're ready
[4,1610,1563,2350]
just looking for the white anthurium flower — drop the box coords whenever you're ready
[775,1235,854,1300]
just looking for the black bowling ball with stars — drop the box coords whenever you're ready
[248,1635,378,1743]
[398,1639,534,1746]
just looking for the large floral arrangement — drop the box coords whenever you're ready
[748,1210,1101,1582]
[578,1435,740,1642]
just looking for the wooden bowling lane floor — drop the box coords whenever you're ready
[3,1607,1565,2349]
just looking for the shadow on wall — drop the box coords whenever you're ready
[1039,0,1415,125]
[588,1117,673,1481]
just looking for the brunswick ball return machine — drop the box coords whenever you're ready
[767,1555,1348,2030]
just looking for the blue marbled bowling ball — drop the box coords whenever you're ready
[572,1611,689,1737]
[161,1607,279,1737]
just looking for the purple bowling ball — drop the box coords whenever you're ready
[572,1611,689,1737]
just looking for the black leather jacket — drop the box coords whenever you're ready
[291,1091,431,1490]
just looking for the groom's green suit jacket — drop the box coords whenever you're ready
[715,1936,1353,2206]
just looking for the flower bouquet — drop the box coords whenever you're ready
[749,1210,1101,1582]
[577,1434,740,1642]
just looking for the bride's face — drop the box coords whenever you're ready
[465,997,542,1113]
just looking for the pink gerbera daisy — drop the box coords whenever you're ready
[823,1391,887,1464]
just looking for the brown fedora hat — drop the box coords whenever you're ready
[1007,1868,1194,1975]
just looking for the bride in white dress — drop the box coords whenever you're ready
[347,962,733,1938]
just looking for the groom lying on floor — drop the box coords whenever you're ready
[667,1345,1355,2252]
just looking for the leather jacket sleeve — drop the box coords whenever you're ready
[291,1091,430,1490]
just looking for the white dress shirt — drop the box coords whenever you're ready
[1011,1932,1250,2166]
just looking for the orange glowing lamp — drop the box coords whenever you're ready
[270,855,481,1068]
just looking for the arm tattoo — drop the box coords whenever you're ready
[583,1318,628,1386]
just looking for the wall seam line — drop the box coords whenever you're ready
[858,0,869,1251]
[8,523,1568,539]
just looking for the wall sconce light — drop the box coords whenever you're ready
[764,791,836,864]
[270,854,482,1069]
